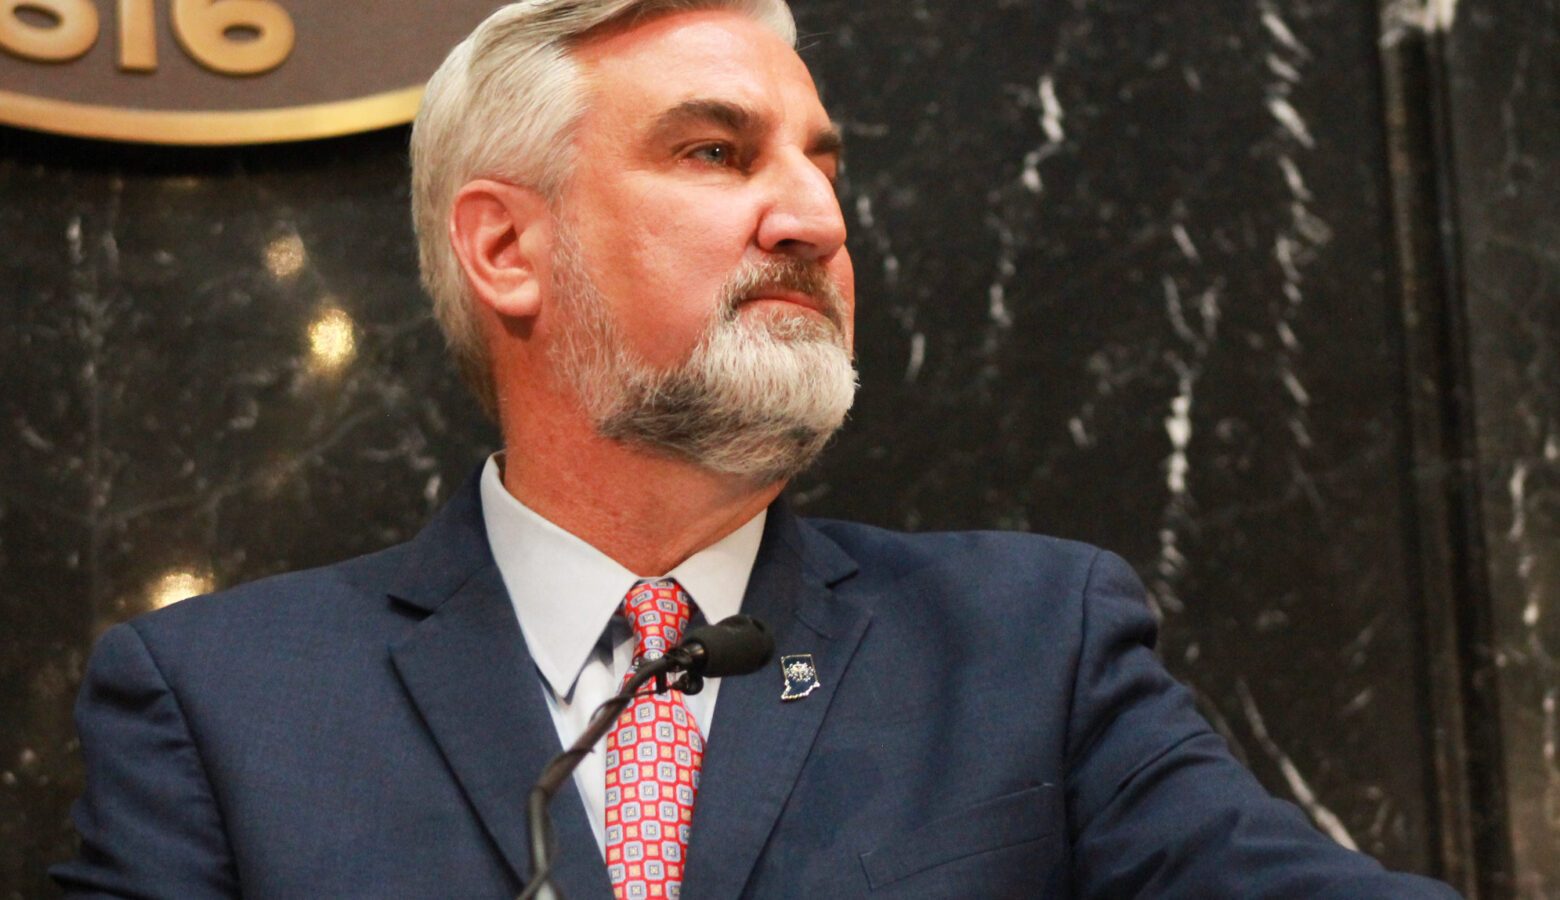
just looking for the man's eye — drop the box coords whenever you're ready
[688,143,736,166]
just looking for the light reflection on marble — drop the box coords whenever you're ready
[306,306,358,375]
[145,567,216,611]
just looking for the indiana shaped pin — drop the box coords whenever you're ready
[779,654,820,701]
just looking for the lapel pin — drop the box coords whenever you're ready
[780,654,820,701]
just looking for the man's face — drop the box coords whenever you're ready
[543,9,857,480]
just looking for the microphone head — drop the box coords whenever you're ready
[682,615,774,677]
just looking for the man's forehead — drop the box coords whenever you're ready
[571,9,824,119]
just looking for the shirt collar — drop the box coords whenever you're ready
[478,455,765,698]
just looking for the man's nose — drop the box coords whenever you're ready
[755,152,848,260]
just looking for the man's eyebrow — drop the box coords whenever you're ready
[646,100,845,159]
[810,123,845,160]
[648,99,758,141]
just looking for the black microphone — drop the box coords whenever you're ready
[668,614,774,678]
[518,615,774,900]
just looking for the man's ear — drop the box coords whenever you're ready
[448,179,553,319]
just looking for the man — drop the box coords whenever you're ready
[54,1,1460,897]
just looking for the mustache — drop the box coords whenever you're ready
[715,259,846,332]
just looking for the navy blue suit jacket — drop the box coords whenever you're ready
[54,472,1459,898]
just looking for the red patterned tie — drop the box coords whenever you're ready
[604,578,702,900]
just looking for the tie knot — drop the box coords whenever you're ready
[622,577,694,664]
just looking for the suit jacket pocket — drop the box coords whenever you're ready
[858,784,1061,891]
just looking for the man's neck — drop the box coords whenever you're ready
[499,423,783,576]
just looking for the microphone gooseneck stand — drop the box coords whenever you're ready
[516,615,773,900]
[519,654,687,900]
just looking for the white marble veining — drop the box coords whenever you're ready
[1380,0,1460,47]
[1238,679,1361,851]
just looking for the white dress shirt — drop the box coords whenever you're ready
[478,456,765,853]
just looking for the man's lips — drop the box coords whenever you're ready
[740,289,825,315]
[719,260,845,331]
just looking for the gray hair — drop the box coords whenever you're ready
[410,0,798,417]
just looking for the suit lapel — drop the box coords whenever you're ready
[382,474,868,899]
[681,505,870,899]
[385,473,614,900]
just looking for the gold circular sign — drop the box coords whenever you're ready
[0,0,499,144]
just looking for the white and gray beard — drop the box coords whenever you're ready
[548,224,857,484]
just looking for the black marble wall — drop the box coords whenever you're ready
[1443,0,1560,894]
[1,0,1553,897]
[0,133,499,897]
